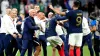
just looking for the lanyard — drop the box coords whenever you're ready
[10,17,15,27]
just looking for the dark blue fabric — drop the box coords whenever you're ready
[4,34,13,56]
[12,37,22,56]
[65,10,83,33]
[22,16,39,40]
[16,16,22,34]
[94,35,100,56]
[39,35,47,56]
[63,21,69,33]
[81,33,94,56]
[56,10,83,33]
[45,16,58,37]
[21,40,33,56]
[16,38,22,51]
[0,33,6,54]
[59,34,69,56]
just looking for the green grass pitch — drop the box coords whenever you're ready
[14,45,95,56]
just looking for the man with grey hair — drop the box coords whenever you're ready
[21,9,41,56]
[3,9,21,56]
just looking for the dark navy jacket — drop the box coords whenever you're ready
[45,17,58,37]
[22,16,40,40]
[16,16,22,34]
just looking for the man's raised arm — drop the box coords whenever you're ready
[49,5,66,16]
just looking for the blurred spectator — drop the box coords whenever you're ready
[45,2,53,17]
[41,0,46,5]
[19,1,25,14]
[58,0,66,9]
[82,2,88,19]
[39,1,45,13]
[21,13,25,33]
[1,0,9,16]
[94,0,100,9]
[0,0,3,14]
[88,2,95,16]
[34,4,40,13]
[79,0,88,6]
[54,5,62,12]
[51,0,66,9]
[36,0,41,5]
[25,3,34,17]
[51,0,58,6]
[0,0,92,18]
[30,0,35,4]
[93,6,100,56]
[11,0,20,13]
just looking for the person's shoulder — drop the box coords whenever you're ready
[25,16,31,21]
[66,10,74,14]
[66,10,72,13]
[77,10,83,13]
[26,16,31,19]
[73,10,82,12]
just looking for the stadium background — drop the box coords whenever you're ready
[0,0,100,56]
[0,0,100,17]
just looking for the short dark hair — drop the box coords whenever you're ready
[73,1,80,8]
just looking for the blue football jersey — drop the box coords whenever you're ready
[45,17,58,37]
[66,10,83,33]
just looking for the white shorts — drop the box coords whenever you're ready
[47,36,63,47]
[69,33,83,47]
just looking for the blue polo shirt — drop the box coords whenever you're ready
[91,20,96,26]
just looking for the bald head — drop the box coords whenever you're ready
[37,12,45,20]
[38,12,45,16]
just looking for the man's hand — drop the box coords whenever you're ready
[49,4,66,15]
[12,34,17,38]
[17,21,22,25]
[49,4,54,10]
[18,34,22,38]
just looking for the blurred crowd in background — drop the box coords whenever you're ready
[0,0,100,18]
[0,0,100,56]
